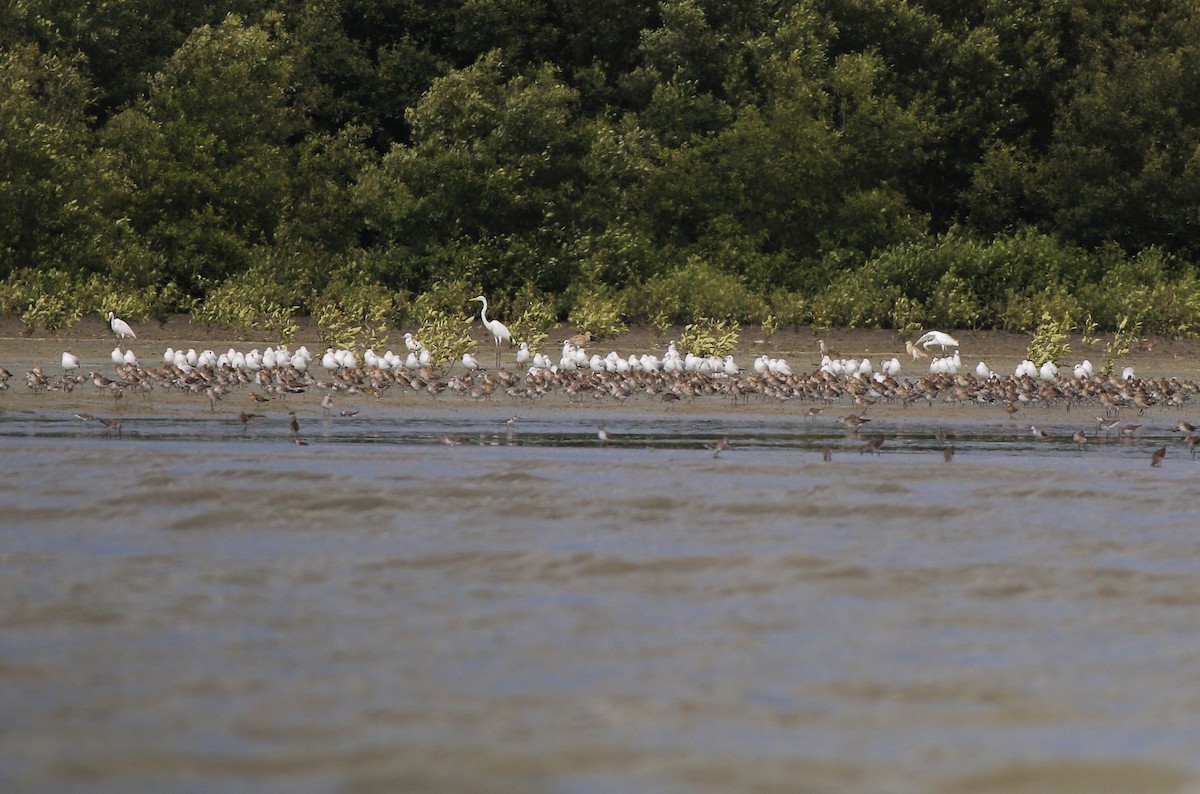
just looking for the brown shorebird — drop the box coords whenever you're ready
[1151,446,1166,467]
[1096,417,1119,437]
[238,412,261,433]
[1119,424,1141,438]
[339,409,358,417]
[839,414,871,431]
[710,437,729,459]
[1174,420,1196,434]
[597,426,611,446]
[943,444,955,463]
[821,445,833,462]
[860,436,885,456]
[1073,429,1087,452]
[1031,425,1046,439]
[289,412,300,435]
[98,417,122,438]
[251,391,270,404]
[806,407,825,417]
[321,394,335,414]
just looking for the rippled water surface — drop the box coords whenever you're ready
[4,406,1200,793]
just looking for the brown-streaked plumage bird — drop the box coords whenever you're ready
[860,436,885,456]
[943,444,955,463]
[821,445,833,462]
[1151,446,1166,467]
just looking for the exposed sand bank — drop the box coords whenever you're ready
[1,316,1197,426]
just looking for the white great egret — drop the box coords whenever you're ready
[914,330,959,352]
[107,311,136,346]
[472,295,512,367]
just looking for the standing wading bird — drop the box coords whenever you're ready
[913,330,959,352]
[107,311,136,347]
[472,295,512,367]
[1151,446,1167,467]
[61,351,80,375]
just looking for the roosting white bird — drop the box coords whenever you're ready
[472,295,512,367]
[914,330,959,352]
[107,311,136,346]
[61,351,80,373]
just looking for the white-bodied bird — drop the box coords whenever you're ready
[914,330,959,352]
[472,295,512,367]
[61,351,80,373]
[107,311,136,346]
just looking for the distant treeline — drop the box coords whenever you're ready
[5,0,1200,336]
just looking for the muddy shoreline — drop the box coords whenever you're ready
[2,316,1197,426]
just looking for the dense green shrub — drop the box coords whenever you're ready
[680,318,739,357]
[568,287,627,340]
[633,257,762,323]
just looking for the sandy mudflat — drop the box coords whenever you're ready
[1,315,1198,424]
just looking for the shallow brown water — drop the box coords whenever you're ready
[3,406,1200,793]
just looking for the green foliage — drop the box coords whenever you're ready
[505,285,557,353]
[0,270,83,332]
[765,290,810,332]
[85,277,185,323]
[1102,316,1143,376]
[680,318,739,358]
[310,266,404,352]
[413,309,475,373]
[311,291,400,353]
[9,0,1200,336]
[410,279,477,322]
[194,267,299,344]
[1027,312,1073,367]
[634,257,762,324]
[568,289,627,340]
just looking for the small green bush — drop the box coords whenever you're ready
[680,318,739,357]
[310,269,404,352]
[568,288,627,339]
[195,268,299,344]
[414,308,476,372]
[1027,311,1073,366]
[634,256,762,323]
[506,285,558,353]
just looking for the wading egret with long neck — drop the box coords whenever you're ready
[472,295,512,367]
[914,330,959,352]
[107,311,136,347]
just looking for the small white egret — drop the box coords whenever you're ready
[107,311,136,346]
[472,295,512,367]
[914,330,959,352]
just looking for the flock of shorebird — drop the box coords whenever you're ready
[0,315,1194,466]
